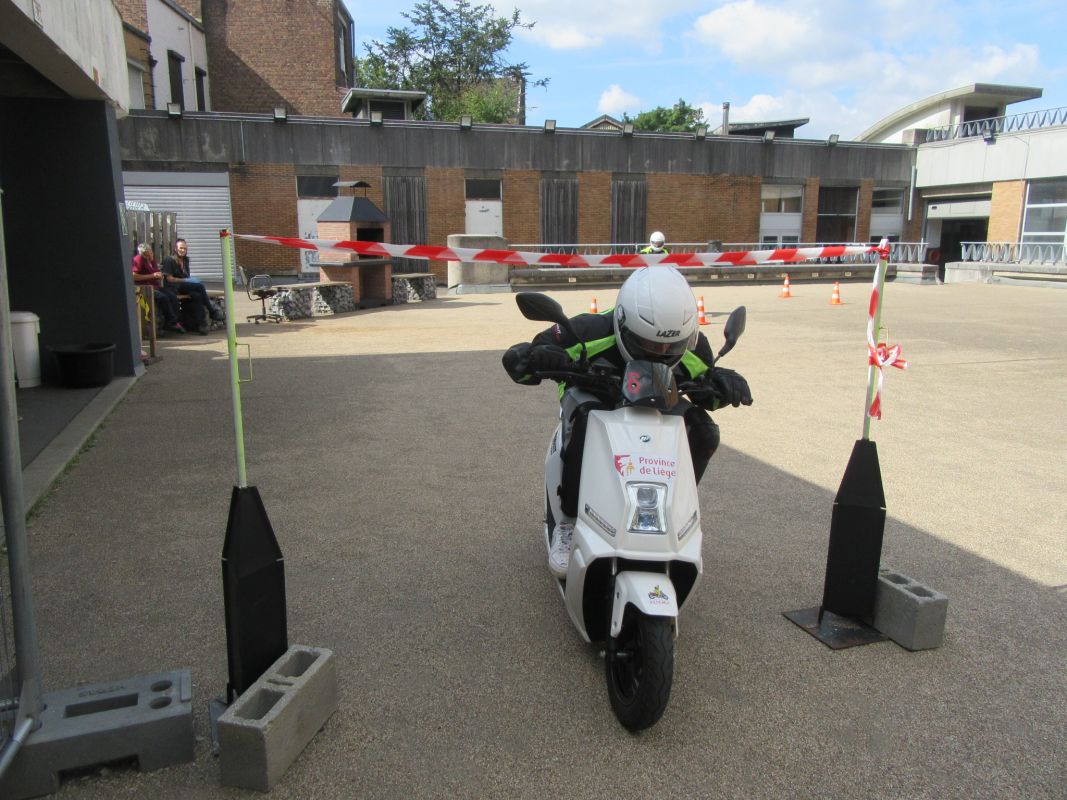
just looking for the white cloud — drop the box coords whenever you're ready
[686,0,1047,136]
[692,0,817,63]
[492,0,698,52]
[598,84,641,115]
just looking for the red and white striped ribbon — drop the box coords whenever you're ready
[866,268,908,420]
[234,234,881,268]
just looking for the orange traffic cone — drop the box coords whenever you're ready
[697,296,709,325]
[589,297,599,314]
[779,273,793,298]
[829,282,843,305]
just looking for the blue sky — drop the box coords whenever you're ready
[341,0,1066,139]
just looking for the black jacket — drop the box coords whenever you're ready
[502,310,722,409]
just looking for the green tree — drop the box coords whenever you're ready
[624,99,706,133]
[354,0,547,123]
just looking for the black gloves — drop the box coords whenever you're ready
[528,344,573,373]
[708,367,753,408]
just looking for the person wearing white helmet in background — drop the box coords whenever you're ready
[502,266,752,577]
[639,231,669,255]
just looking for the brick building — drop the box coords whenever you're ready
[116,0,355,117]
[119,112,920,282]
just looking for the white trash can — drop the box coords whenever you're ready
[10,310,41,388]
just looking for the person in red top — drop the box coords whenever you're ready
[132,244,185,333]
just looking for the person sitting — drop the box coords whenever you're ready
[132,244,185,334]
[162,238,223,335]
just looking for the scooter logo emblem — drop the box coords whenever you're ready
[614,455,634,476]
[648,585,670,603]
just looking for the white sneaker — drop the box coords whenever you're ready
[548,522,574,578]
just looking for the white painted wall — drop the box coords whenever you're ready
[147,0,209,110]
[917,126,1067,187]
[874,108,953,144]
[0,0,128,109]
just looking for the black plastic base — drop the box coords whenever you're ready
[783,606,889,649]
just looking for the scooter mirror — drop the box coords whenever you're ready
[516,292,566,324]
[717,306,747,359]
[515,292,586,356]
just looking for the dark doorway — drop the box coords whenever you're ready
[937,218,988,281]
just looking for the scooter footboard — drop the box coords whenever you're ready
[610,572,679,638]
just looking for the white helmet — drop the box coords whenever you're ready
[650,231,666,247]
[614,267,698,366]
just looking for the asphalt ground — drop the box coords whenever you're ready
[19,279,1067,799]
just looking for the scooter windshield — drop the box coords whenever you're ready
[621,360,679,410]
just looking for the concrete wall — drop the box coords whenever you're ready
[0,0,129,110]
[0,99,140,381]
[917,126,1067,187]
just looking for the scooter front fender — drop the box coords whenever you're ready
[610,572,679,638]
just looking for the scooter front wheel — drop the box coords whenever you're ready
[605,610,674,731]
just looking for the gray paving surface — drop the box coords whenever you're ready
[17,280,1067,799]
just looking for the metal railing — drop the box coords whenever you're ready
[961,241,1067,265]
[924,106,1067,143]
[512,241,929,263]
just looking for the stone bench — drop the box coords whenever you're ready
[391,272,437,304]
[176,289,226,331]
[267,282,355,319]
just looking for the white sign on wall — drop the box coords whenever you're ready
[297,198,334,275]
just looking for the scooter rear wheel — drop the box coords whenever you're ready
[605,610,674,731]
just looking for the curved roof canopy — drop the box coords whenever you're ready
[857,83,1042,142]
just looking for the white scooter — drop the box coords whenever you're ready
[515,292,746,731]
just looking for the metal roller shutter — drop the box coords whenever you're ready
[123,173,234,282]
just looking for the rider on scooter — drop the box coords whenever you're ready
[502,266,752,577]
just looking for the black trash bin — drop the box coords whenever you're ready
[49,343,116,388]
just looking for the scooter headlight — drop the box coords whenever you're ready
[627,483,666,534]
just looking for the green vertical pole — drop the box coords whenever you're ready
[220,230,247,488]
[861,240,890,442]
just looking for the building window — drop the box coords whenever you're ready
[1021,179,1067,250]
[761,185,803,213]
[336,13,353,87]
[297,176,339,198]
[195,68,208,111]
[872,188,904,211]
[167,50,185,109]
[383,172,428,271]
[610,175,646,250]
[465,179,501,200]
[816,187,857,243]
[127,61,146,110]
[760,184,803,245]
[871,188,905,240]
[540,176,578,252]
[370,100,406,120]
[762,235,800,247]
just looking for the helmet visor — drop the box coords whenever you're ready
[620,327,695,364]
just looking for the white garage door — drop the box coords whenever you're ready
[123,172,234,282]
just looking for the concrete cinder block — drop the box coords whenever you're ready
[873,569,948,651]
[0,670,195,800]
[217,645,338,792]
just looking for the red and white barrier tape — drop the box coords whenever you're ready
[234,234,881,268]
[866,259,907,420]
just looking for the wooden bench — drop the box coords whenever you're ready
[391,273,437,304]
[267,281,354,319]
